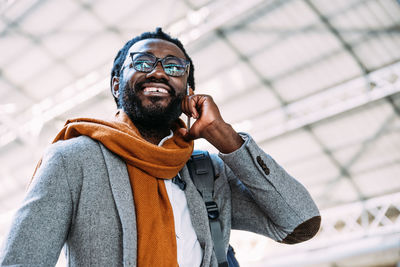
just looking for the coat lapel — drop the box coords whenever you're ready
[99,144,137,267]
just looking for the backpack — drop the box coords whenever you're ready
[186,150,240,267]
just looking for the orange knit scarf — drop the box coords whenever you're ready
[51,110,193,266]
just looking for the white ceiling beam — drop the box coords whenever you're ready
[170,0,272,45]
[251,61,400,143]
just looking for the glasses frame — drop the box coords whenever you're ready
[122,52,190,77]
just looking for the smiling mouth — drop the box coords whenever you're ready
[143,87,169,94]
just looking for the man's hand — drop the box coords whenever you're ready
[179,94,244,154]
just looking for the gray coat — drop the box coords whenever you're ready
[0,134,320,267]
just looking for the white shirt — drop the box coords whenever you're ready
[159,132,203,267]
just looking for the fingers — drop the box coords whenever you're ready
[189,96,199,119]
[177,127,196,141]
[177,127,188,139]
[180,93,223,143]
[181,95,200,119]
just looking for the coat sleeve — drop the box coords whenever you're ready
[0,145,72,266]
[217,133,321,244]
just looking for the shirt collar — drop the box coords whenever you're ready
[158,130,174,147]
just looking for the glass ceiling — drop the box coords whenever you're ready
[0,0,399,266]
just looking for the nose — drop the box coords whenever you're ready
[146,60,169,80]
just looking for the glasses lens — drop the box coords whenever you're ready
[132,53,156,72]
[162,56,187,77]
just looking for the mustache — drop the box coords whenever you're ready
[135,78,176,96]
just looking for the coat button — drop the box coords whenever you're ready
[256,156,263,165]
[263,166,270,175]
[256,156,270,175]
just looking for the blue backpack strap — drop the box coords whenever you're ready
[227,245,240,267]
[187,150,240,267]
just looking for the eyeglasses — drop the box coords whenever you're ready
[123,52,190,77]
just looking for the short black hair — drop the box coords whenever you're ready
[110,27,195,106]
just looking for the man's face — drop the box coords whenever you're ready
[117,38,189,128]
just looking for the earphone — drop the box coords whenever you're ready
[186,83,191,130]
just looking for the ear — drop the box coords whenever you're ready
[112,76,120,98]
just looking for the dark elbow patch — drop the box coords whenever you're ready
[280,215,321,244]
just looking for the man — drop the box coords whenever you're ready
[0,28,320,267]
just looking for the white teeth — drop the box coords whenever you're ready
[144,87,168,94]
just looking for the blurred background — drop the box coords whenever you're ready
[1,0,400,266]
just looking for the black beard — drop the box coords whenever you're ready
[119,79,184,134]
